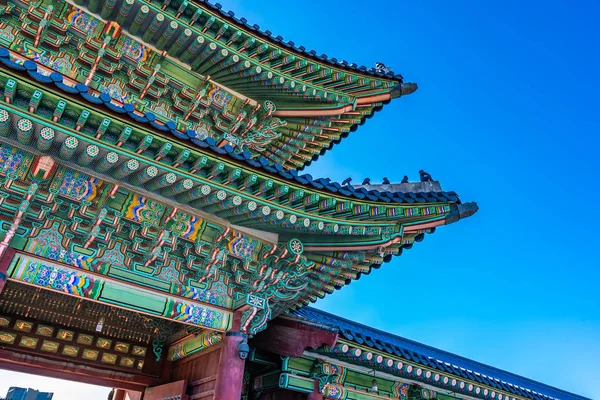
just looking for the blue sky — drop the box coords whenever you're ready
[226,0,600,398]
[2,1,599,399]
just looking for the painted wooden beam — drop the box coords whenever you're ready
[7,253,233,332]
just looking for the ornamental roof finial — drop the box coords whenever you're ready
[375,62,391,74]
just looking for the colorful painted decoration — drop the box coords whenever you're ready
[115,342,130,353]
[120,357,135,368]
[18,336,38,349]
[57,329,74,341]
[0,332,16,344]
[101,353,117,364]
[82,349,99,361]
[35,325,54,337]
[322,384,349,399]
[132,346,146,357]
[0,144,34,179]
[227,232,260,261]
[0,6,479,397]
[167,330,222,361]
[168,211,204,241]
[9,255,232,331]
[62,345,79,357]
[49,168,102,202]
[67,6,103,36]
[116,34,150,63]
[14,320,33,332]
[123,194,166,225]
[96,338,112,349]
[77,334,94,345]
[40,341,59,353]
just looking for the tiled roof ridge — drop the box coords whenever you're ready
[0,47,459,206]
[193,0,405,81]
[291,306,591,400]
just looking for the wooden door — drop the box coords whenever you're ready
[143,380,188,400]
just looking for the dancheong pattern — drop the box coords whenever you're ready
[8,254,232,331]
[49,167,102,201]
[0,144,34,179]
[123,193,166,225]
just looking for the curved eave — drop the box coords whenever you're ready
[17,1,415,170]
[280,227,442,313]
[288,307,591,400]
[0,50,440,207]
[193,0,405,81]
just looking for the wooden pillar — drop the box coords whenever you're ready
[214,311,246,400]
[213,331,247,400]
[112,389,125,400]
[0,247,15,295]
[307,379,323,400]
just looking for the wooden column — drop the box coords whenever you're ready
[213,331,247,400]
[214,312,246,400]
[0,246,15,295]
[307,379,323,400]
[112,389,125,400]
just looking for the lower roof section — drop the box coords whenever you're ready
[289,307,589,400]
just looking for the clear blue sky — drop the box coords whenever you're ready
[221,0,600,398]
[2,1,599,399]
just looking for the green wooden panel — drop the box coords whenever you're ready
[100,284,166,314]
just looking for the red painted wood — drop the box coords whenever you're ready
[252,317,338,357]
[213,332,246,400]
[307,379,323,400]
[113,389,126,400]
[0,246,15,294]
[123,391,142,400]
[144,380,188,400]
[0,348,156,391]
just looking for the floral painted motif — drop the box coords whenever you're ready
[0,25,15,43]
[181,284,231,308]
[49,168,102,201]
[166,299,227,329]
[392,382,410,399]
[0,144,34,179]
[155,260,180,284]
[169,211,204,241]
[100,81,128,103]
[208,87,233,108]
[227,232,261,261]
[15,259,103,299]
[10,255,231,331]
[323,384,349,399]
[67,6,103,36]
[150,102,170,119]
[116,35,150,62]
[123,194,166,225]
[26,223,94,270]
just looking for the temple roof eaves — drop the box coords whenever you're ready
[193,0,406,81]
[289,307,591,400]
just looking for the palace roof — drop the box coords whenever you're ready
[0,43,478,316]
[10,0,415,170]
[289,307,590,400]
[196,1,405,80]
[0,49,456,205]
